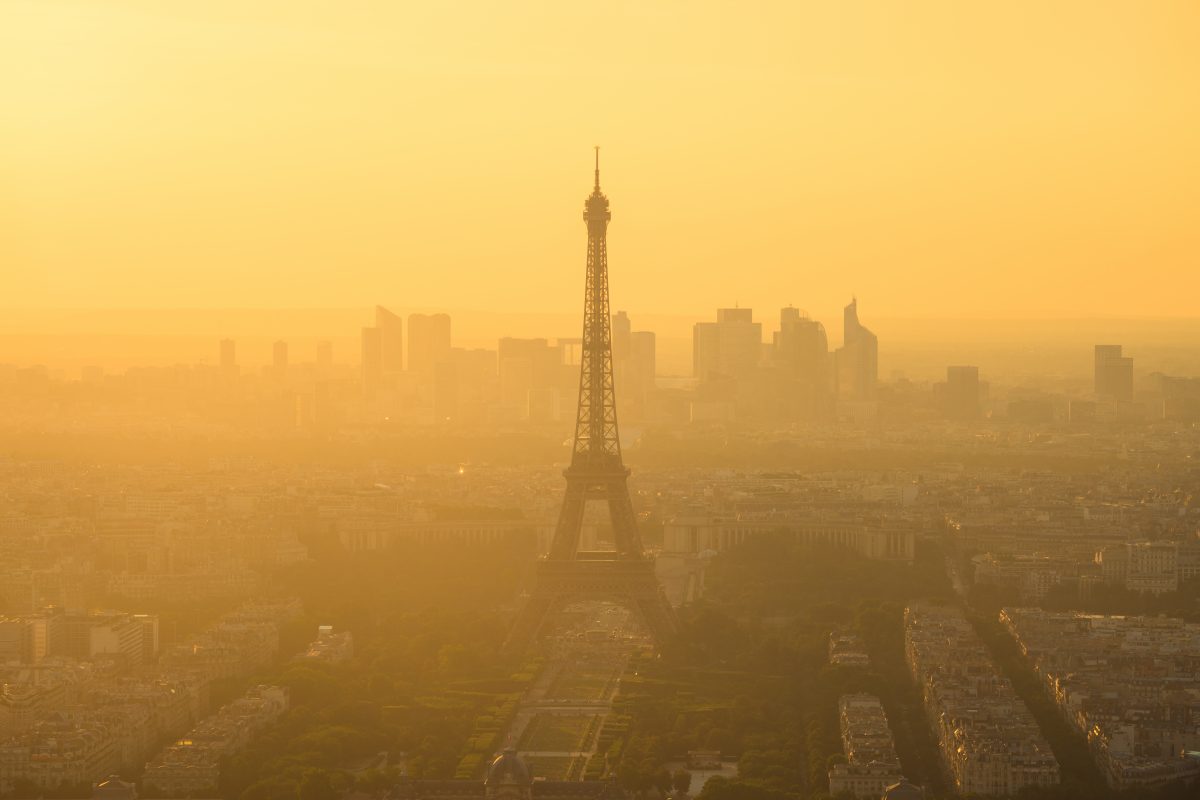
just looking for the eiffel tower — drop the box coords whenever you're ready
[503,150,679,654]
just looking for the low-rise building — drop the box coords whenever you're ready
[999,608,1200,790]
[905,604,1058,795]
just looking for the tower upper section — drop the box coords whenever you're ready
[583,146,611,235]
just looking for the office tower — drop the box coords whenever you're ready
[375,306,404,375]
[1158,375,1200,422]
[945,366,982,420]
[693,307,763,381]
[629,330,656,392]
[774,307,830,418]
[1095,344,1133,402]
[361,327,382,396]
[612,310,632,362]
[498,337,564,420]
[316,340,333,370]
[558,337,583,367]
[219,339,236,371]
[835,297,878,401]
[610,311,656,419]
[408,313,452,377]
[504,151,677,654]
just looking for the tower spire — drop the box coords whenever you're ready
[593,145,601,191]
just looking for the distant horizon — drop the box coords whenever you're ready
[4,306,1200,381]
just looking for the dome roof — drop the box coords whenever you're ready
[882,778,924,800]
[486,750,531,785]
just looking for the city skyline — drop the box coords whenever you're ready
[3,5,1200,800]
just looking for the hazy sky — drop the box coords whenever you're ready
[4,1,1198,320]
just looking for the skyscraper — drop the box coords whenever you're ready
[628,330,656,405]
[835,297,878,401]
[693,308,762,382]
[375,306,404,375]
[1095,344,1133,402]
[774,307,830,419]
[612,311,656,420]
[612,310,632,363]
[498,337,565,420]
[945,366,982,420]
[408,313,451,377]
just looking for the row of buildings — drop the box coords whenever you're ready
[999,608,1200,790]
[904,603,1058,795]
[0,600,301,794]
[970,537,1200,603]
[0,610,158,667]
[690,299,877,423]
[250,306,658,427]
[141,685,290,797]
[827,694,904,798]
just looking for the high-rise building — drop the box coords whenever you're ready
[774,307,830,419]
[498,337,565,420]
[1095,344,1133,402]
[693,308,762,381]
[611,311,656,419]
[629,330,656,391]
[835,298,878,401]
[375,306,404,375]
[408,313,451,377]
[612,310,632,362]
[944,366,982,420]
[361,327,382,396]
[219,339,236,372]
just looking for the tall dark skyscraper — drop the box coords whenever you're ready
[505,152,677,653]
[1095,344,1133,402]
[835,297,878,402]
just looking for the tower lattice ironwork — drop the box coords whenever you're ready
[504,150,679,653]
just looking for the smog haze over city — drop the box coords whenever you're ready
[2,4,1199,800]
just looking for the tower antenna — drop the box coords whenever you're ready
[593,145,600,190]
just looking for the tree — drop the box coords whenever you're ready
[672,769,693,797]
[654,769,674,797]
[298,769,338,800]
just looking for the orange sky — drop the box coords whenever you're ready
[3,1,1198,320]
